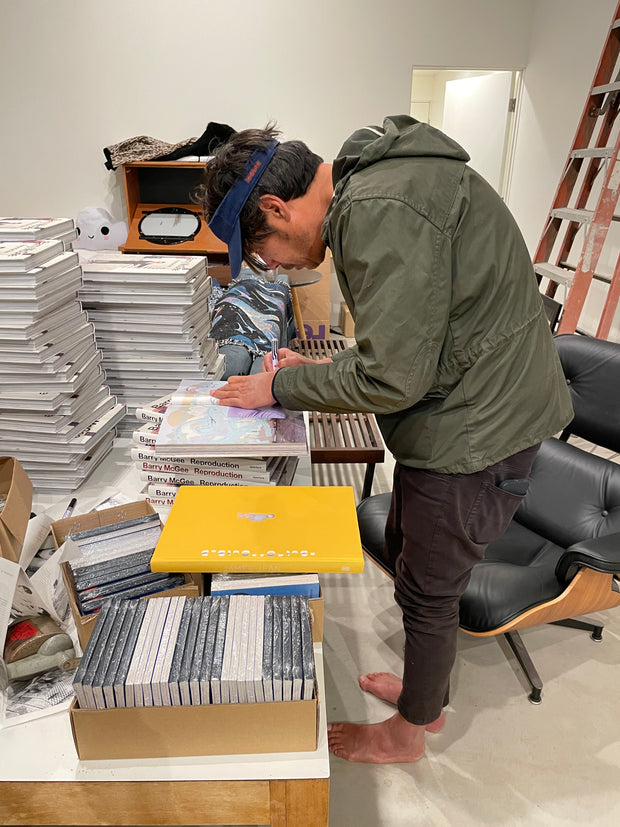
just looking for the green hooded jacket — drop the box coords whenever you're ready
[273,115,573,473]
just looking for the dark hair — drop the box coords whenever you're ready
[196,123,323,272]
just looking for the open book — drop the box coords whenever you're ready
[154,380,308,457]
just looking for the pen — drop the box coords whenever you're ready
[62,497,77,519]
[271,338,279,370]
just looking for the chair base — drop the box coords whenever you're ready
[501,615,605,704]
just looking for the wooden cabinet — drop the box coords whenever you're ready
[120,161,229,262]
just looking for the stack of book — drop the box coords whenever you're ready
[73,593,316,709]
[0,216,78,250]
[62,510,185,615]
[0,236,126,491]
[132,383,303,510]
[78,252,224,418]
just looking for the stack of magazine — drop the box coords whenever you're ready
[132,381,302,510]
[0,227,126,491]
[72,593,316,709]
[0,215,78,250]
[79,252,225,419]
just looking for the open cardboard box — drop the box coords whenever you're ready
[69,606,322,760]
[54,500,202,650]
[0,456,33,564]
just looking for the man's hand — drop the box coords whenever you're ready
[262,347,332,371]
[210,372,277,409]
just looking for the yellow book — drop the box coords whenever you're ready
[150,486,364,573]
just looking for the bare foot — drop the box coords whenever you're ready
[358,672,402,704]
[358,672,446,733]
[328,712,426,763]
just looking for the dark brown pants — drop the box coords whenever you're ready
[388,444,540,725]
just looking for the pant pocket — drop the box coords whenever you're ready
[465,481,526,545]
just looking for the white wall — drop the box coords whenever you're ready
[507,0,618,252]
[0,0,535,221]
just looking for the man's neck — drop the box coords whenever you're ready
[316,162,334,204]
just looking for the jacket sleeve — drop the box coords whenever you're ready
[273,196,452,414]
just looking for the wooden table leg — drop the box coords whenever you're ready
[270,778,329,826]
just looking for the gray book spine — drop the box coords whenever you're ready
[80,599,124,710]
[299,596,315,700]
[281,595,293,702]
[72,599,116,709]
[96,599,130,708]
[210,595,230,704]
[113,598,148,706]
[189,598,212,705]
[290,595,303,702]
[71,549,154,590]
[167,598,194,706]
[178,598,203,704]
[198,595,221,704]
[272,596,283,702]
[261,595,274,702]
[252,595,265,704]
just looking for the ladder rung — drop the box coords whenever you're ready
[592,82,620,95]
[551,207,593,223]
[571,147,615,159]
[534,263,574,287]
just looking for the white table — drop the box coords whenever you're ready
[1,430,329,826]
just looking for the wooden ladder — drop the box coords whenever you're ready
[534,0,620,338]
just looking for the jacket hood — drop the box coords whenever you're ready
[332,114,470,188]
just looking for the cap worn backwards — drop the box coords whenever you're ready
[208,140,279,278]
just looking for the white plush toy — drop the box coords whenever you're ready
[75,206,128,250]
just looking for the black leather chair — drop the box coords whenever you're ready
[356,333,620,703]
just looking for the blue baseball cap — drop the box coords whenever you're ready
[207,139,279,278]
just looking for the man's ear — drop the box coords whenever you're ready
[258,194,291,224]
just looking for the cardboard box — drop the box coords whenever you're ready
[339,302,355,337]
[55,500,202,649]
[69,609,322,760]
[0,457,33,564]
[281,253,331,340]
[69,690,318,759]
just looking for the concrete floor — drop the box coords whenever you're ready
[313,455,620,827]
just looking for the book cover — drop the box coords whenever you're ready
[81,251,206,279]
[210,572,320,598]
[0,216,74,239]
[113,599,148,707]
[153,381,307,458]
[151,485,365,573]
[0,239,64,270]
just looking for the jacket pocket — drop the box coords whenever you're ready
[465,481,526,546]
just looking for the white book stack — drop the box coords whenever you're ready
[0,234,126,491]
[0,216,78,250]
[78,252,224,421]
[73,594,316,709]
[131,391,299,513]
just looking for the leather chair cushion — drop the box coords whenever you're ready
[459,521,565,632]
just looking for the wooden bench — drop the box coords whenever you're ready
[290,339,385,499]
